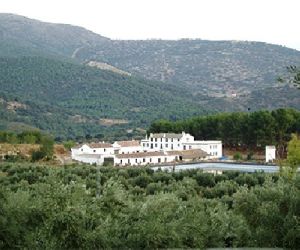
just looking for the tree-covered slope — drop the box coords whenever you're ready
[1,14,300,97]
[0,13,299,139]
[77,39,300,95]
[0,13,109,58]
[0,56,207,139]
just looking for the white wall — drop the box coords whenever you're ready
[115,155,176,166]
[142,137,183,151]
[119,145,143,154]
[183,141,222,159]
[72,144,114,156]
[266,146,276,163]
[72,155,102,165]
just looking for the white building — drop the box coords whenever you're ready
[141,132,222,159]
[112,140,142,154]
[265,145,276,163]
[71,132,222,166]
[115,149,208,166]
[71,142,114,165]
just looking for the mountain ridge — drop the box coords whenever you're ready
[0,13,299,139]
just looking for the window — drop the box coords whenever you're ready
[143,143,145,147]
[151,143,153,149]
[155,143,157,147]
[161,138,163,142]
[81,149,83,151]
[151,138,153,142]
[93,149,96,152]
[160,144,163,149]
[165,144,168,148]
[155,138,157,142]
[104,149,106,152]
[165,157,167,162]
[171,138,173,142]
[183,145,186,150]
[143,158,145,162]
[150,158,152,162]
[166,138,168,142]
[189,146,192,149]
[147,143,149,147]
[171,144,173,150]
[135,159,138,163]
[120,160,122,164]
[158,158,161,163]
[128,159,130,163]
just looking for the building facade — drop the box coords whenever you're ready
[71,132,222,166]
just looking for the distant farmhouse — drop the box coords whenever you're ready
[71,132,222,166]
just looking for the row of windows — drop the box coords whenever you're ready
[210,145,218,149]
[143,143,180,149]
[150,138,179,142]
[120,157,168,164]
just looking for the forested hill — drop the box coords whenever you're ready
[0,13,109,58]
[1,13,300,97]
[78,39,300,95]
[0,56,206,140]
[0,14,300,139]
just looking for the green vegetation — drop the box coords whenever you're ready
[1,14,300,140]
[0,130,43,144]
[287,134,300,170]
[0,130,54,162]
[0,163,299,249]
[149,108,300,152]
[0,56,205,140]
[31,136,54,161]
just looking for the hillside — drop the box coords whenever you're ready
[0,56,207,139]
[1,14,300,95]
[0,13,109,58]
[0,14,299,139]
[80,39,300,96]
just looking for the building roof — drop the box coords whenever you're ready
[88,143,113,148]
[150,133,183,139]
[72,144,84,149]
[167,149,208,159]
[115,140,140,147]
[116,151,166,159]
[183,140,222,145]
[72,142,112,149]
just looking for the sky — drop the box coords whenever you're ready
[1,0,300,50]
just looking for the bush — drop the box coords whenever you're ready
[233,152,242,161]
[31,150,45,162]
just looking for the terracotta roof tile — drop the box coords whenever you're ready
[116,140,140,147]
[88,143,112,148]
[167,149,208,158]
[151,133,183,139]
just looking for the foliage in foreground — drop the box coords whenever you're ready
[0,163,299,249]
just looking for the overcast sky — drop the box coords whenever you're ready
[1,0,300,50]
